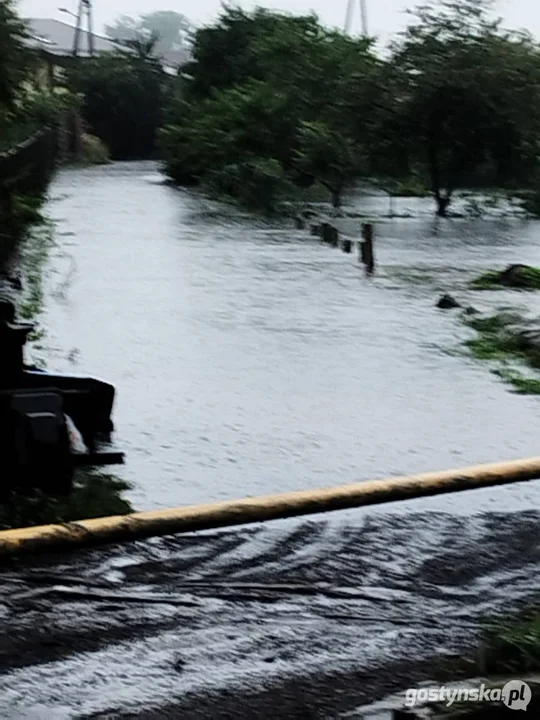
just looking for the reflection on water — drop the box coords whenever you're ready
[40,161,540,512]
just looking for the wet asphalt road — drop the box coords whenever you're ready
[3,509,540,717]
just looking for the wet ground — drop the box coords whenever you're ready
[2,162,540,717]
[3,511,540,718]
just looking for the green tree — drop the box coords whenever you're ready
[294,122,361,208]
[67,47,166,159]
[389,0,540,215]
[163,8,381,210]
[0,0,31,117]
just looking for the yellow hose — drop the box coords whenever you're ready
[1,456,540,558]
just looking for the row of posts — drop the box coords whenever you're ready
[309,220,375,274]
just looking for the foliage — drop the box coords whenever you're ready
[469,270,509,290]
[81,133,110,165]
[67,47,166,159]
[105,11,193,55]
[205,158,294,213]
[463,311,540,394]
[162,7,382,211]
[482,611,540,673]
[160,2,540,214]
[0,470,133,530]
[385,0,540,215]
[0,0,31,119]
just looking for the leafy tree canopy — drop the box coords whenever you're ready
[0,0,31,117]
[386,0,540,214]
[163,7,382,209]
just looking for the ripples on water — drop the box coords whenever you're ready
[4,161,540,718]
[38,161,540,513]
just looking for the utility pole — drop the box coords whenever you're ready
[344,0,368,37]
[71,0,94,57]
[360,0,368,37]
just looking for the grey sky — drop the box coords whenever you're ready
[17,0,535,46]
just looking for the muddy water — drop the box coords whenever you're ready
[3,162,540,718]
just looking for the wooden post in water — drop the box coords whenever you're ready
[360,223,375,274]
[342,238,352,253]
[322,223,339,247]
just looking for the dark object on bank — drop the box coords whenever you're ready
[0,298,124,497]
[437,294,461,309]
[0,274,22,291]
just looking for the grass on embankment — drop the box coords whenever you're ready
[464,312,540,394]
[0,199,133,529]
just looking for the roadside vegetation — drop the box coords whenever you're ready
[462,311,540,394]
[160,0,540,215]
[0,472,132,530]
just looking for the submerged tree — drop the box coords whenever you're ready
[389,0,540,215]
[162,7,382,210]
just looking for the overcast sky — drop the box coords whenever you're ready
[17,0,536,47]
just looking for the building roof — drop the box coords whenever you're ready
[25,18,120,57]
[24,18,191,72]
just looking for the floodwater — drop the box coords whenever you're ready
[35,162,540,511]
[3,161,540,718]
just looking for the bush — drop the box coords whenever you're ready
[205,158,294,213]
[81,133,110,165]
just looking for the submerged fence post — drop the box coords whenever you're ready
[342,238,352,253]
[321,223,339,247]
[360,223,375,274]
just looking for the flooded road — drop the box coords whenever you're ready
[2,161,540,718]
[36,162,540,511]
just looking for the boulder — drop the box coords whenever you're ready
[499,264,535,288]
[436,294,461,309]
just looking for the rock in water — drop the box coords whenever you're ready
[499,264,539,288]
[437,294,461,309]
[465,306,479,315]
